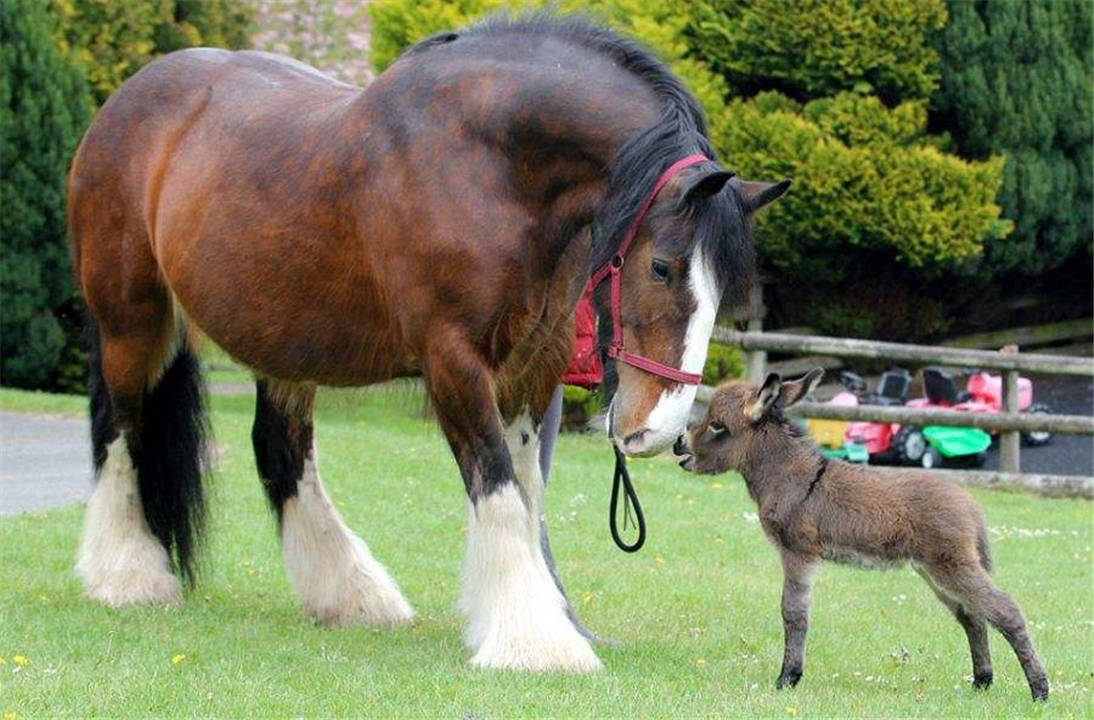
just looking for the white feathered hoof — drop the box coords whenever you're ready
[281,471,415,628]
[296,535,415,628]
[461,484,603,672]
[75,438,183,607]
[467,604,603,672]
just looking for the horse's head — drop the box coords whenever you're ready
[598,166,789,457]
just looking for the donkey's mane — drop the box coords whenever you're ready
[407,13,757,400]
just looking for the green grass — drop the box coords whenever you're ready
[2,387,1092,718]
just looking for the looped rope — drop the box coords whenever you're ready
[609,445,645,552]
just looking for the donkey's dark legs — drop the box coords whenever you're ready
[927,564,1048,701]
[252,380,413,627]
[777,553,818,689]
[916,567,993,689]
[425,338,600,671]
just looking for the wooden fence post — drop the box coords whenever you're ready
[999,345,1021,473]
[745,283,766,383]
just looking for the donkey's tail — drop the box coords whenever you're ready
[85,315,210,585]
[976,523,993,573]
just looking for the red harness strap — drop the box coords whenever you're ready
[586,154,710,385]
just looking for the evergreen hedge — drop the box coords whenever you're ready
[932,0,1093,276]
[1,0,91,390]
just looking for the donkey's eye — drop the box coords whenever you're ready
[650,259,671,283]
[709,421,726,435]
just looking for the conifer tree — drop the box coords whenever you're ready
[0,0,92,388]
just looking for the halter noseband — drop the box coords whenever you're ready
[587,154,710,385]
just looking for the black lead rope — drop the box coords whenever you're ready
[609,445,646,552]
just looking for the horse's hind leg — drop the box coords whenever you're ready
[77,301,205,606]
[426,332,600,671]
[252,380,413,627]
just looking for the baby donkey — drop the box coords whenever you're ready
[674,370,1048,701]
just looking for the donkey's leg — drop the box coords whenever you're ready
[929,565,1048,701]
[253,380,413,627]
[915,566,993,689]
[76,314,198,607]
[776,552,818,689]
[426,340,600,671]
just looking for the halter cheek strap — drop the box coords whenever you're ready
[587,154,710,385]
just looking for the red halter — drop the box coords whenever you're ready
[586,154,710,385]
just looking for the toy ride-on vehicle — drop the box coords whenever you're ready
[834,369,992,468]
[910,367,1053,447]
[805,385,869,464]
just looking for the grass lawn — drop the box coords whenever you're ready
[1,385,1092,718]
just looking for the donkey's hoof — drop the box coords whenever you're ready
[972,670,993,689]
[776,670,802,690]
[1030,678,1049,702]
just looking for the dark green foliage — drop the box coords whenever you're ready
[932,0,1093,276]
[0,0,91,389]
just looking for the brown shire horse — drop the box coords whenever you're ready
[68,15,787,671]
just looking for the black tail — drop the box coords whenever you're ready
[85,315,210,585]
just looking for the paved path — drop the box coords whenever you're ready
[0,411,91,517]
[1,374,1090,516]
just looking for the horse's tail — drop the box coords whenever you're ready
[84,314,210,585]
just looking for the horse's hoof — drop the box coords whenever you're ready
[82,567,182,608]
[468,638,603,673]
[972,671,993,689]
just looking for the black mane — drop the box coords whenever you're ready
[408,13,757,400]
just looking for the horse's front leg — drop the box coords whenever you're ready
[425,335,601,672]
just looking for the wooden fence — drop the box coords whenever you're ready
[705,326,1094,499]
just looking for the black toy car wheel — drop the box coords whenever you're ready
[920,446,943,469]
[1021,403,1053,447]
[893,426,927,464]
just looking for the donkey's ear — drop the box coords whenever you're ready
[747,372,782,420]
[738,178,791,213]
[779,367,824,408]
[684,171,735,204]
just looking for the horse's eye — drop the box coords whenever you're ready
[650,259,670,283]
[709,421,726,435]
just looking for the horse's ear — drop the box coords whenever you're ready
[738,178,791,213]
[684,171,735,204]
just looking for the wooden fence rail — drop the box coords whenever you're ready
[706,324,1094,487]
[787,402,1094,435]
[712,328,1094,377]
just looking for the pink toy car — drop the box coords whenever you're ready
[907,367,1053,446]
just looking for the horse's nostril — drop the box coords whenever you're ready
[673,435,687,455]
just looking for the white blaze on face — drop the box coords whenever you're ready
[628,246,719,455]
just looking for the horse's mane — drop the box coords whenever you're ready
[407,13,756,401]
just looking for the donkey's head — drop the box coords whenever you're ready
[674,368,824,473]
[598,167,789,457]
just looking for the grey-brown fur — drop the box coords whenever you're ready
[674,369,1049,701]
